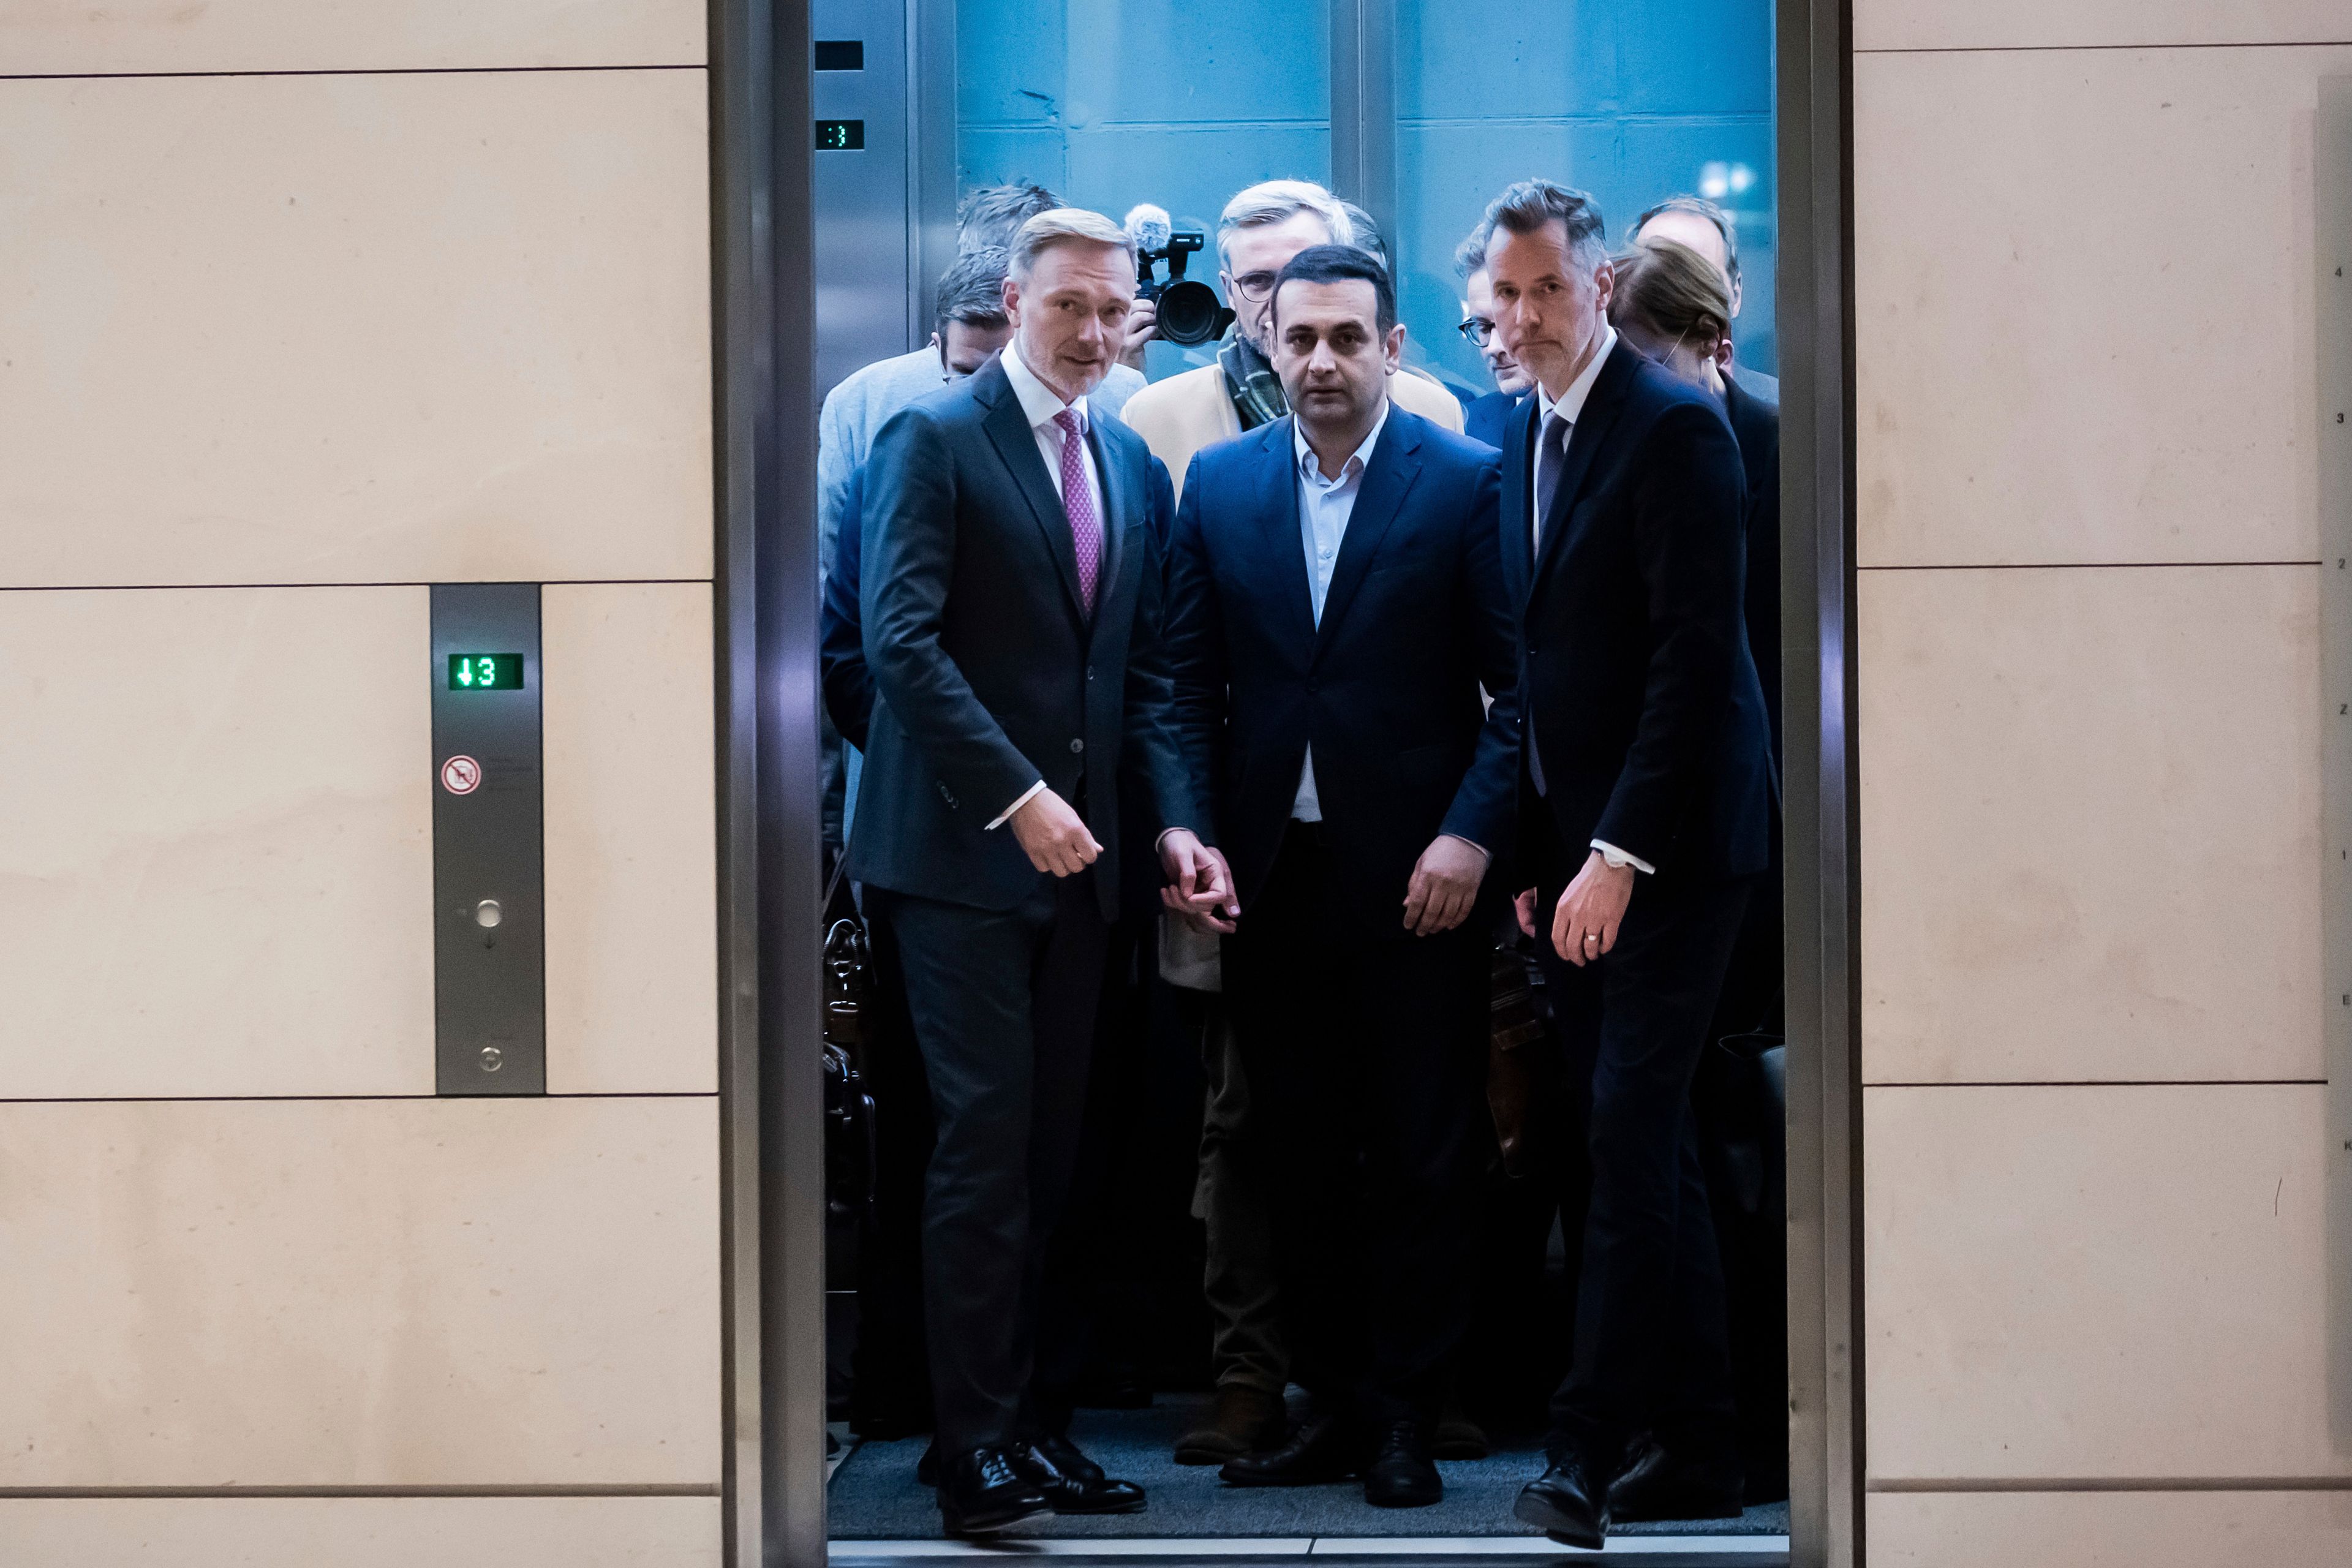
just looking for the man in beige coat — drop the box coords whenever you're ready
[1120,181,1463,503]
[1117,179,1465,1466]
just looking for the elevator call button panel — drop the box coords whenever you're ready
[431,583,545,1095]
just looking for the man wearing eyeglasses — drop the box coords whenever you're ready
[1453,221,1536,450]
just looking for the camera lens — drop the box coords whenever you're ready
[1155,278,1225,346]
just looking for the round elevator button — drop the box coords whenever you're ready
[474,899,503,929]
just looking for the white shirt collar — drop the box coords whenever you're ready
[1291,399,1391,487]
[1535,324,1617,428]
[1001,339,1088,432]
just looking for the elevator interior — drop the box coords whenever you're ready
[805,0,1792,1549]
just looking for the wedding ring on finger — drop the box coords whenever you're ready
[1583,932,1600,948]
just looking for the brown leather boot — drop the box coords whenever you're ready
[1173,1384,1284,1465]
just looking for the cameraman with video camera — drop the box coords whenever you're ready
[1118,181,1462,497]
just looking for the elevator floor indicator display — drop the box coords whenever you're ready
[449,652,524,689]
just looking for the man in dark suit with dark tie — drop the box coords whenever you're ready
[1478,181,1774,1545]
[1161,245,1520,1508]
[853,207,1232,1537]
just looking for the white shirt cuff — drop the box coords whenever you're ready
[1591,839,1655,875]
[1439,833,1491,866]
[987,780,1047,830]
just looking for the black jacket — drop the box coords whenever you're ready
[850,353,1197,920]
[1502,339,1772,883]
[1165,409,1521,924]
[1722,371,1782,775]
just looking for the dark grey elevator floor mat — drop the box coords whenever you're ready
[827,1395,1792,1540]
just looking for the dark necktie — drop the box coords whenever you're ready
[1053,407,1102,615]
[1533,409,1569,551]
[1528,409,1568,798]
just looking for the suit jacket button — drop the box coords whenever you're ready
[1087,666,1096,681]
[1069,738,1085,754]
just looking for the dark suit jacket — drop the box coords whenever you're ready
[1464,386,1530,451]
[1502,339,1772,883]
[824,458,1183,753]
[820,463,873,749]
[1165,408,1521,925]
[1722,372,1782,775]
[850,353,1197,920]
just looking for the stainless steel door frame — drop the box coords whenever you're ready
[1777,1,1865,1564]
[714,0,1868,1561]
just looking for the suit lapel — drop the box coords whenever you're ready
[1311,410,1420,662]
[1498,393,1537,610]
[1529,340,1638,589]
[975,356,1087,622]
[1254,420,1319,660]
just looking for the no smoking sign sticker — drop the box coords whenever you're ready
[440,755,483,796]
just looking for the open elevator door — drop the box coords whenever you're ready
[769,0,1864,1562]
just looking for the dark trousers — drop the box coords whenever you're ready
[1528,808,1749,1469]
[848,906,935,1436]
[868,870,1109,1452]
[1196,1000,1288,1396]
[1223,823,1488,1428]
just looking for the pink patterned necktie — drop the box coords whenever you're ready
[1052,407,1102,615]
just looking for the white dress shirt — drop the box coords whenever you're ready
[988,341,1106,829]
[1525,326,1654,876]
[1289,404,1388,823]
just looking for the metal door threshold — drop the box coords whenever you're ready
[832,1535,1790,1566]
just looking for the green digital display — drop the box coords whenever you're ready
[448,653,525,691]
[816,118,865,151]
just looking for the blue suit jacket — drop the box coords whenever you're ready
[1500,339,1772,883]
[1164,407,1521,925]
[849,353,1196,920]
[1464,387,1530,451]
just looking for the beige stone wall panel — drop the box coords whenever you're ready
[0,1,706,75]
[0,1097,720,1487]
[1859,565,2320,1084]
[1856,46,2352,566]
[1858,1,2352,52]
[0,1496,721,1568]
[541,581,717,1095]
[0,70,712,589]
[1868,1490,2352,1566]
[0,586,435,1098]
[1864,1083,2346,1481]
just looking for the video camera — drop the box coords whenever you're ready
[1124,205,1234,347]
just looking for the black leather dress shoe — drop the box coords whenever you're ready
[1014,1434,1148,1515]
[1607,1436,1744,1522]
[1218,1412,1367,1487]
[1363,1421,1442,1508]
[1512,1453,1610,1549]
[936,1444,1051,1537]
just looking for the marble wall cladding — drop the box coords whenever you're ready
[1868,1490,2352,1566]
[1864,1083,2347,1482]
[0,0,705,75]
[0,1497,721,1568]
[0,69,712,589]
[1855,44,2352,567]
[542,582,718,1095]
[1857,0,2352,51]
[0,585,435,1099]
[1858,564,2320,1084]
[0,1097,722,1487]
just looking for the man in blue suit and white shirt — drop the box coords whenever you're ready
[854,207,1232,1537]
[1482,181,1774,1545]
[1162,244,1521,1509]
